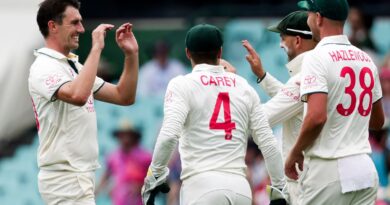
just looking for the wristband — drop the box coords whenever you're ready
[257,72,267,84]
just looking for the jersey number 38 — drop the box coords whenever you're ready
[337,66,374,117]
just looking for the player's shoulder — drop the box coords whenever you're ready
[32,53,55,66]
[167,75,188,90]
[302,49,320,61]
[30,54,59,76]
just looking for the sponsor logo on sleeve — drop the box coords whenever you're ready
[302,74,319,90]
[45,74,63,90]
[165,90,173,104]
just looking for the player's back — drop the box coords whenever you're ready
[301,36,382,158]
[176,64,256,180]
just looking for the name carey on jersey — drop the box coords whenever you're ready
[328,49,371,63]
[199,75,236,87]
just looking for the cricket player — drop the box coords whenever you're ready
[242,11,316,205]
[285,0,385,204]
[141,24,287,205]
[29,0,139,204]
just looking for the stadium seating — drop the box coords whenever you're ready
[371,18,390,56]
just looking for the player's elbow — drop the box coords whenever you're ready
[118,96,135,106]
[311,113,327,128]
[71,95,89,106]
[57,91,89,106]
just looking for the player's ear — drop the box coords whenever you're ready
[217,47,222,59]
[316,12,323,27]
[185,48,191,60]
[295,36,301,48]
[48,20,57,34]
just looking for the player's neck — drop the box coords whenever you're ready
[320,25,344,40]
[45,38,71,56]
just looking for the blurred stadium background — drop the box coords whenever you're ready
[1,0,390,204]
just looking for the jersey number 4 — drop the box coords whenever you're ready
[337,67,374,116]
[209,92,236,140]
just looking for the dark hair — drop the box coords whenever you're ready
[37,0,81,38]
[189,50,219,65]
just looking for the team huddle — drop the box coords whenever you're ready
[29,0,384,205]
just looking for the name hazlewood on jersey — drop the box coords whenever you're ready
[328,49,372,62]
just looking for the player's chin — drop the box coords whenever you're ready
[70,42,79,50]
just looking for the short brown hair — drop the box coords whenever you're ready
[36,0,81,38]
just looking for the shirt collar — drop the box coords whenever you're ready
[192,63,225,73]
[285,51,308,77]
[34,47,79,62]
[316,35,351,47]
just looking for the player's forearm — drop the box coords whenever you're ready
[150,134,177,177]
[114,54,139,105]
[151,101,186,176]
[57,47,102,105]
[369,99,384,131]
[251,104,285,188]
[72,47,101,98]
[260,137,286,189]
[260,73,284,97]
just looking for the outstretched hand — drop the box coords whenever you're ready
[242,40,265,79]
[116,23,139,55]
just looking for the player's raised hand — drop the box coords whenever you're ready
[242,40,265,79]
[92,24,114,50]
[284,149,304,180]
[116,23,139,55]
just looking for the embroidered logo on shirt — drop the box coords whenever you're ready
[165,90,173,104]
[304,75,317,85]
[281,87,300,102]
[86,95,95,113]
[45,74,63,89]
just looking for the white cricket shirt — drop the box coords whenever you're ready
[261,52,306,160]
[29,48,105,172]
[300,35,382,158]
[151,64,285,188]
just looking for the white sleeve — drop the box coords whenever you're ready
[29,63,72,101]
[248,87,286,189]
[300,52,328,102]
[150,77,189,176]
[260,72,284,97]
[93,76,105,94]
[372,66,383,103]
[263,76,303,127]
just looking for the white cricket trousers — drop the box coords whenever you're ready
[180,171,252,205]
[297,156,378,205]
[286,180,299,205]
[38,170,96,205]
